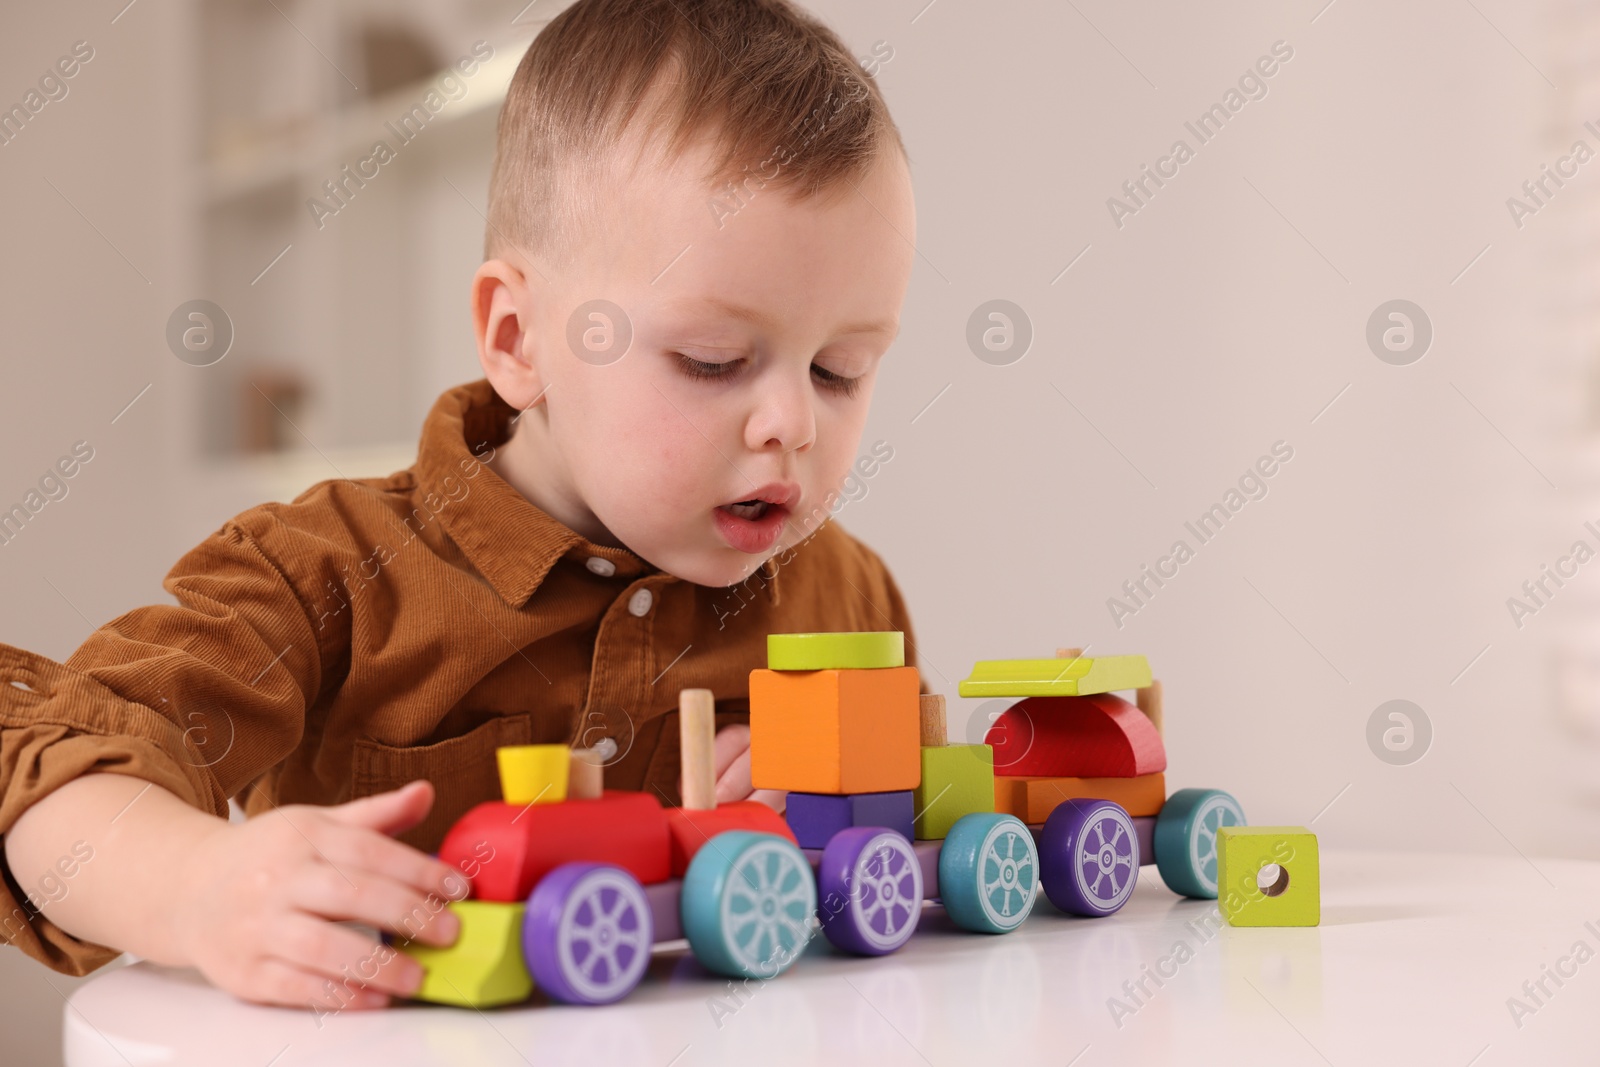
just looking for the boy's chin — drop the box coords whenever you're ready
[644,545,778,589]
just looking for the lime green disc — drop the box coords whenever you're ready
[766,631,905,670]
[957,655,1151,697]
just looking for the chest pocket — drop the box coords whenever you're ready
[350,713,533,852]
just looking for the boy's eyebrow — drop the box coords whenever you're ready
[661,296,900,340]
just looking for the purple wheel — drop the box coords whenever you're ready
[1039,799,1139,917]
[818,827,923,955]
[523,862,652,1005]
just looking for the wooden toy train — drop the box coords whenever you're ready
[396,633,1246,1007]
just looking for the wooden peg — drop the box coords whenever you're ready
[568,746,604,800]
[1055,647,1084,659]
[918,694,948,747]
[679,688,717,810]
[1137,679,1164,735]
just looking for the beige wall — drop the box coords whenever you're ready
[0,4,191,1062]
[820,0,1586,862]
[0,0,1584,1061]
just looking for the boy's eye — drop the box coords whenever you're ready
[675,353,742,381]
[810,363,863,398]
[673,353,864,399]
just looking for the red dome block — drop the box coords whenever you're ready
[983,693,1166,778]
[439,791,672,902]
[665,801,798,877]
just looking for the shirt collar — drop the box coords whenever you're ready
[413,380,780,610]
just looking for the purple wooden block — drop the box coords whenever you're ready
[913,839,941,900]
[785,793,851,848]
[1132,816,1155,866]
[852,791,914,843]
[785,791,915,849]
[645,878,683,942]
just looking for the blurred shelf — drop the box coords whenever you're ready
[204,46,520,206]
[187,0,549,465]
[197,440,418,504]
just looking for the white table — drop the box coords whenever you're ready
[63,850,1597,1066]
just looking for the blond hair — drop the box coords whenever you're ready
[484,0,904,265]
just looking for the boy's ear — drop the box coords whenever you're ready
[471,259,548,411]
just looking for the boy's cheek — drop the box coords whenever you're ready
[622,392,722,490]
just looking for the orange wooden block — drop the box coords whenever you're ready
[749,666,921,794]
[665,801,797,877]
[994,772,1165,822]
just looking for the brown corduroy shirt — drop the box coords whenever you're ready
[0,379,921,976]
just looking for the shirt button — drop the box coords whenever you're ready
[627,588,654,617]
[585,557,616,577]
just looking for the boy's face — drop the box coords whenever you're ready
[481,132,916,588]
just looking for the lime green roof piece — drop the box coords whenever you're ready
[957,655,1152,697]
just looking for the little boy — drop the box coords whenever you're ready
[0,0,921,1010]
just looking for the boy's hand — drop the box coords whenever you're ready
[171,780,464,1010]
[708,723,786,812]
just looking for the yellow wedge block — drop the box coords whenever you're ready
[400,901,532,1007]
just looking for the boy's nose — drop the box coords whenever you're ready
[745,371,816,454]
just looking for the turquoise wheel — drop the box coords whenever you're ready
[1154,788,1245,898]
[938,813,1038,934]
[681,830,816,979]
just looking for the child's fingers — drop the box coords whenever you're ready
[712,723,750,779]
[324,780,435,837]
[290,864,461,948]
[749,788,786,814]
[316,824,462,900]
[272,915,424,1000]
[246,957,389,1011]
[714,747,754,804]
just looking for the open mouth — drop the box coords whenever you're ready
[711,483,798,554]
[720,499,772,520]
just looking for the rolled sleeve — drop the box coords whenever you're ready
[0,509,330,975]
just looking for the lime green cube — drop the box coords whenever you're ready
[399,900,532,1007]
[913,744,994,840]
[1218,826,1319,927]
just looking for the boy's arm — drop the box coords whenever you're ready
[7,772,458,1008]
[0,506,458,1003]
[6,777,251,966]
[6,774,238,968]
[0,511,312,970]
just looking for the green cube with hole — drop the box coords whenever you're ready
[1217,826,1319,927]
